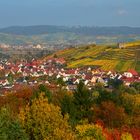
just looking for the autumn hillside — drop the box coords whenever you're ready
[47,41,140,72]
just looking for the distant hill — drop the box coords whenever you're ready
[0,25,67,36]
[0,25,140,45]
[46,42,140,72]
[1,25,140,36]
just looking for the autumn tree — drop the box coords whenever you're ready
[93,101,127,128]
[19,93,75,140]
[75,124,106,140]
[121,132,133,140]
[120,93,140,128]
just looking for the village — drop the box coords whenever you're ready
[0,56,140,95]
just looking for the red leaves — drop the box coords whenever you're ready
[93,101,127,128]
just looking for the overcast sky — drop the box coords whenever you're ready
[0,0,139,28]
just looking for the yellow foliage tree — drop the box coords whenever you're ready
[121,93,140,127]
[19,93,75,140]
[121,133,133,140]
[75,124,106,140]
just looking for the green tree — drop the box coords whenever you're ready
[7,73,14,84]
[109,78,123,89]
[0,107,29,140]
[32,84,52,102]
[61,94,77,126]
[73,81,94,122]
[95,88,120,105]
[131,82,140,93]
[53,54,58,58]
[57,77,65,87]
[119,85,137,95]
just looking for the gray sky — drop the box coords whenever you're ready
[0,0,139,27]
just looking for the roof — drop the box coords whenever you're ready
[121,77,140,83]
[128,69,138,76]
[65,70,76,75]
[85,74,93,80]
[128,69,139,76]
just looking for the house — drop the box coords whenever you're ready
[55,58,66,65]
[66,85,77,91]
[87,67,92,71]
[128,69,139,77]
[73,79,80,84]
[63,77,69,82]
[17,68,22,73]
[97,77,105,84]
[45,81,50,85]
[91,76,97,83]
[63,69,78,77]
[84,80,89,85]
[0,65,4,70]
[56,74,61,79]
[121,74,140,86]
[123,72,133,78]
[118,43,126,49]
[0,79,10,86]
[30,72,40,77]
[3,85,14,89]
[122,77,135,86]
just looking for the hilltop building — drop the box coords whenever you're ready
[118,43,126,49]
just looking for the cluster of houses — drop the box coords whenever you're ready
[0,58,140,94]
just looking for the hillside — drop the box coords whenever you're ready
[49,42,140,72]
[0,26,140,45]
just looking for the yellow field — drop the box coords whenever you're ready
[68,59,119,71]
[121,61,135,71]
[121,41,140,48]
[45,42,140,72]
[68,58,92,68]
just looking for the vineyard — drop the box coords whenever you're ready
[47,42,140,72]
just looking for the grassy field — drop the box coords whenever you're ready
[47,42,140,72]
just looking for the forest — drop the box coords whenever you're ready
[0,80,140,140]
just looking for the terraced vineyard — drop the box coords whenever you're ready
[47,43,140,72]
